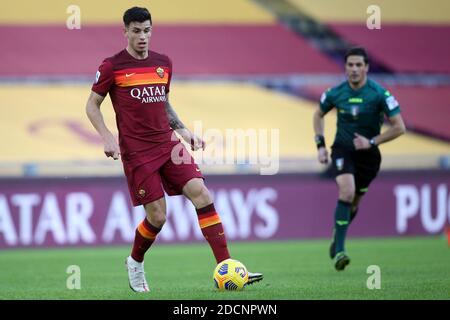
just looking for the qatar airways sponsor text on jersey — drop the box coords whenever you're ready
[130,85,167,103]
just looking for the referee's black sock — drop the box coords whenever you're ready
[334,200,351,254]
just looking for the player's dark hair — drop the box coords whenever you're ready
[123,7,152,26]
[345,47,369,64]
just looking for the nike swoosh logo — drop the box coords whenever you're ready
[218,232,224,236]
[336,220,349,226]
[125,73,135,77]
[195,168,200,172]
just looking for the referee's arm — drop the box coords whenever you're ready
[372,114,406,146]
[313,108,328,164]
[313,108,326,138]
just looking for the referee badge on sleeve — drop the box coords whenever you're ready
[386,96,399,110]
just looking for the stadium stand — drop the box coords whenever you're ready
[287,0,450,24]
[0,25,340,77]
[1,82,449,176]
[0,0,274,24]
[284,0,450,73]
[0,0,449,176]
[330,24,450,73]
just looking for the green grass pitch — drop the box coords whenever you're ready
[0,236,448,300]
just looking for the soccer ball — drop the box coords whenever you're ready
[213,258,249,291]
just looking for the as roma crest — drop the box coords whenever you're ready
[156,67,165,78]
[138,189,146,197]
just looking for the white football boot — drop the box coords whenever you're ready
[125,256,149,292]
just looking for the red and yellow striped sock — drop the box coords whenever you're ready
[197,203,230,263]
[131,218,161,262]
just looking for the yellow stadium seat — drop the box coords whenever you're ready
[0,0,274,25]
[288,0,450,24]
[1,83,449,172]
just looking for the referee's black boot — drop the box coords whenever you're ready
[334,252,350,271]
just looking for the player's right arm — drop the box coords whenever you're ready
[85,91,120,160]
[86,59,120,160]
[313,108,328,164]
[313,89,334,164]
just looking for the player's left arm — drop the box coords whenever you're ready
[354,90,406,150]
[372,113,406,145]
[373,90,406,145]
[164,96,205,150]
[354,114,406,149]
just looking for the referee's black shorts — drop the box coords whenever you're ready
[330,144,381,195]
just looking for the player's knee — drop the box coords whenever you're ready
[195,185,212,207]
[189,185,212,208]
[148,211,166,228]
[339,188,355,203]
[144,203,167,227]
[185,179,212,207]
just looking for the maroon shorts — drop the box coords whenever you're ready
[122,142,203,206]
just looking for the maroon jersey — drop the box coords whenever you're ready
[92,49,174,157]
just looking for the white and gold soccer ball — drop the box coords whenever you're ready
[213,259,249,291]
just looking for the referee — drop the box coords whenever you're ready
[313,47,406,271]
